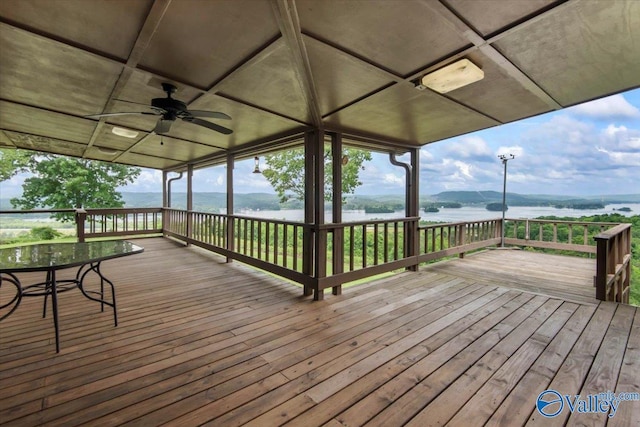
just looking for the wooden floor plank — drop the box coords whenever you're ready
[0,237,636,427]
[525,302,618,427]
[609,308,640,427]
[485,303,597,426]
[366,297,562,427]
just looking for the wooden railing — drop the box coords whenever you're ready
[594,223,632,303]
[316,217,420,290]
[504,218,612,253]
[1,208,632,304]
[163,208,313,286]
[418,219,502,262]
[77,208,163,241]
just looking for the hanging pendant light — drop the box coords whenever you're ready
[253,156,261,174]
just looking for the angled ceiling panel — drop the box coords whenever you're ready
[0,0,153,60]
[304,36,394,116]
[446,0,560,37]
[138,0,280,88]
[0,101,96,143]
[4,131,87,158]
[325,84,498,144]
[129,134,222,162]
[443,52,553,123]
[0,24,123,116]
[297,0,470,76]
[188,94,305,149]
[494,0,640,106]
[115,151,184,170]
[215,41,311,123]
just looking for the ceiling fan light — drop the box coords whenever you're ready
[111,126,139,138]
[420,59,484,93]
[97,146,118,155]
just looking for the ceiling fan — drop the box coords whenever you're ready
[85,82,232,135]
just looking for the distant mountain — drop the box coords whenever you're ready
[3,191,639,212]
[121,192,281,212]
[429,191,539,205]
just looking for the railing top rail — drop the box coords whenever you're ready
[318,216,421,229]
[505,217,619,227]
[594,223,632,240]
[84,207,163,213]
[419,218,501,229]
[230,214,308,227]
[0,209,76,214]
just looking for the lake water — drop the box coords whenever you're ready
[236,203,640,223]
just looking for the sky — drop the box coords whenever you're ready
[2,88,639,198]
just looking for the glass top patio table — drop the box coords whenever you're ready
[0,240,144,352]
[0,240,144,272]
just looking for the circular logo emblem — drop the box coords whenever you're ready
[537,390,564,418]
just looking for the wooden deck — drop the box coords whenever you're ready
[1,237,638,426]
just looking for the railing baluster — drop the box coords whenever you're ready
[374,223,379,265]
[362,224,367,268]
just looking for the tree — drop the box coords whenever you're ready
[262,146,372,202]
[10,154,141,222]
[0,148,34,181]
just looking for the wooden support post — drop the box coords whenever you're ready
[331,132,344,295]
[162,171,168,237]
[186,164,194,245]
[226,154,234,263]
[75,208,87,242]
[313,129,327,301]
[303,131,315,297]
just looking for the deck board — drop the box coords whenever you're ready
[1,237,637,426]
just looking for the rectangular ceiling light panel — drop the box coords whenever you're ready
[420,59,484,93]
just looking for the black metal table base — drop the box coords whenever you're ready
[0,261,117,353]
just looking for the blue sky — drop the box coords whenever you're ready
[2,89,639,197]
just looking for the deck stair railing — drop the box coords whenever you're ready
[594,223,632,303]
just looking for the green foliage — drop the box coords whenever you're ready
[0,148,35,181]
[486,202,505,211]
[10,154,141,222]
[29,226,62,240]
[262,146,372,203]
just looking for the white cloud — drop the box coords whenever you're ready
[453,160,473,179]
[442,136,493,161]
[496,145,524,158]
[570,94,640,120]
[596,147,640,167]
[383,173,404,185]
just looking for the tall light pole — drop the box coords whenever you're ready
[498,154,515,247]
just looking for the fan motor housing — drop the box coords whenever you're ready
[152,97,187,113]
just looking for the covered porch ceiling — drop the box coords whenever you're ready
[1,0,639,171]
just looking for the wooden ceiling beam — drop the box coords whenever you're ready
[270,0,323,127]
[83,0,173,158]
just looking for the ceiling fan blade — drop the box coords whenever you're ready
[85,111,156,119]
[183,117,233,135]
[188,110,231,120]
[154,118,174,134]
